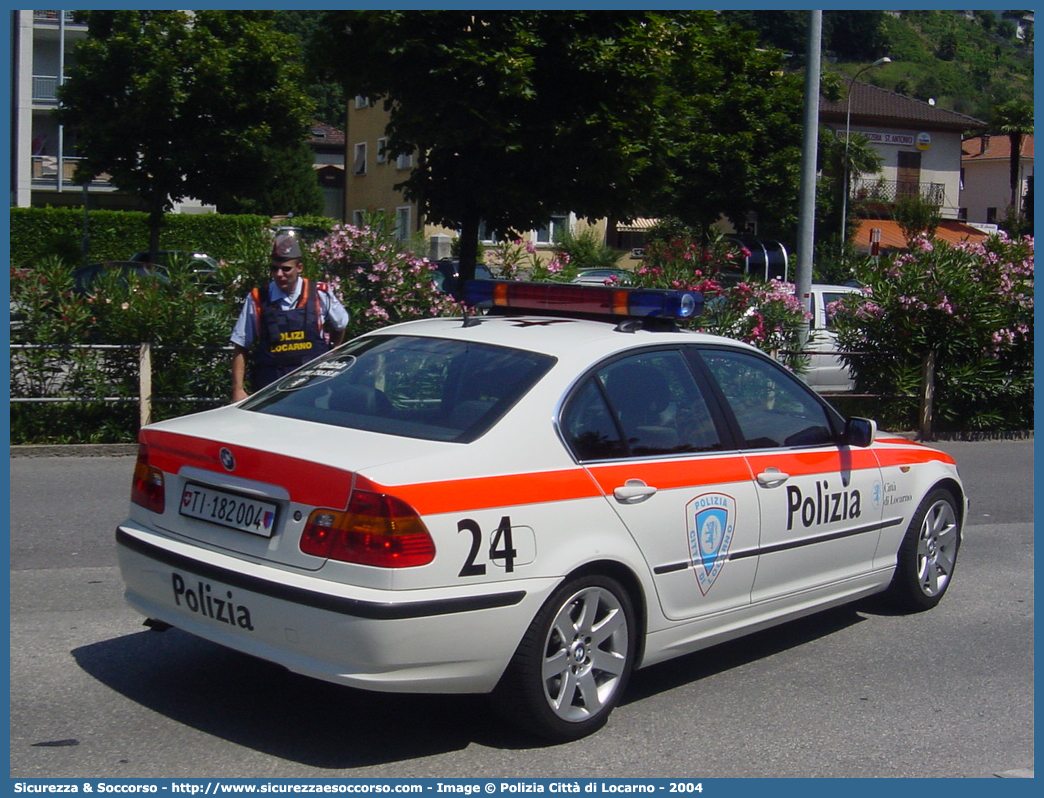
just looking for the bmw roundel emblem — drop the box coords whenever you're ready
[219,447,236,472]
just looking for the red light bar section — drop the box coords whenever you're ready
[488,281,631,315]
[465,280,702,319]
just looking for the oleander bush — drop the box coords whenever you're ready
[829,233,1034,432]
[630,233,811,370]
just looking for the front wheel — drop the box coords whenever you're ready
[886,488,961,612]
[492,575,636,742]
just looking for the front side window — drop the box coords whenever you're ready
[562,349,723,461]
[699,348,837,449]
[245,336,555,443]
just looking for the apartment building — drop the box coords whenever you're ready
[9,9,210,212]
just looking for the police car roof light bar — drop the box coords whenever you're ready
[463,280,703,321]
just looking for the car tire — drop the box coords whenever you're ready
[885,488,961,612]
[492,574,636,743]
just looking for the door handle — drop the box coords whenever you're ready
[757,467,790,487]
[613,479,658,503]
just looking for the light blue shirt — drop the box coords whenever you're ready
[230,279,349,349]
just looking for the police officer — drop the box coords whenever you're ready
[231,232,349,402]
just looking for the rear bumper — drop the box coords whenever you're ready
[116,523,550,694]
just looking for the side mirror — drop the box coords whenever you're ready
[844,417,877,448]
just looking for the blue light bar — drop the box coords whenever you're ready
[463,280,703,320]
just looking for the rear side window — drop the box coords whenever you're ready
[244,335,555,442]
[562,349,723,461]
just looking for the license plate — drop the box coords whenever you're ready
[179,483,278,537]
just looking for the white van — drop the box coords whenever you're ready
[804,284,861,393]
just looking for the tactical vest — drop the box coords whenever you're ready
[250,278,330,389]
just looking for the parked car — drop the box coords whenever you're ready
[431,259,494,294]
[116,280,965,742]
[130,250,220,272]
[130,251,221,295]
[571,268,636,286]
[72,260,169,295]
[804,284,862,393]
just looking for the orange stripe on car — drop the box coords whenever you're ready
[874,446,956,468]
[367,470,604,516]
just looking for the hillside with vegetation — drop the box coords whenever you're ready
[724,9,1033,126]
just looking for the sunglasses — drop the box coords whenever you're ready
[270,265,296,274]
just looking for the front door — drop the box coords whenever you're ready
[897,151,921,198]
[697,347,884,603]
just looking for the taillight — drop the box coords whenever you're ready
[131,442,165,513]
[300,488,435,567]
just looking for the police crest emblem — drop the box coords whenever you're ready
[686,493,737,595]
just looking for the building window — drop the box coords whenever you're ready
[353,210,366,227]
[396,151,413,170]
[354,95,369,109]
[534,213,570,244]
[353,143,367,175]
[986,207,998,224]
[376,137,388,164]
[958,207,968,221]
[477,220,496,243]
[395,206,411,241]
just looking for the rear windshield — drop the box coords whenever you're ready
[243,335,556,442]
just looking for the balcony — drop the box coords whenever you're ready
[850,177,946,208]
[33,10,77,24]
[32,74,62,103]
[31,156,111,188]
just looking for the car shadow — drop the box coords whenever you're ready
[72,628,516,765]
[623,604,867,704]
[73,604,870,763]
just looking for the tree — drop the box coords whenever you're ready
[644,24,804,234]
[210,141,324,217]
[56,10,316,257]
[992,100,1034,215]
[314,11,803,289]
[814,129,883,281]
[275,11,347,129]
[720,10,887,64]
[824,11,889,62]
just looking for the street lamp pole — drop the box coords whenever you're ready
[840,57,891,265]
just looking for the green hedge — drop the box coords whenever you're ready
[9,207,336,266]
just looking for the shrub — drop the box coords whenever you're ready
[8,206,297,266]
[10,253,236,443]
[553,227,623,272]
[482,237,578,282]
[829,233,1034,431]
[310,212,461,338]
[631,233,811,369]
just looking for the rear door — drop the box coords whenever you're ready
[560,347,761,621]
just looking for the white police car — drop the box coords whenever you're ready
[117,281,966,742]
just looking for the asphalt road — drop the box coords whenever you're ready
[8,439,1034,779]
